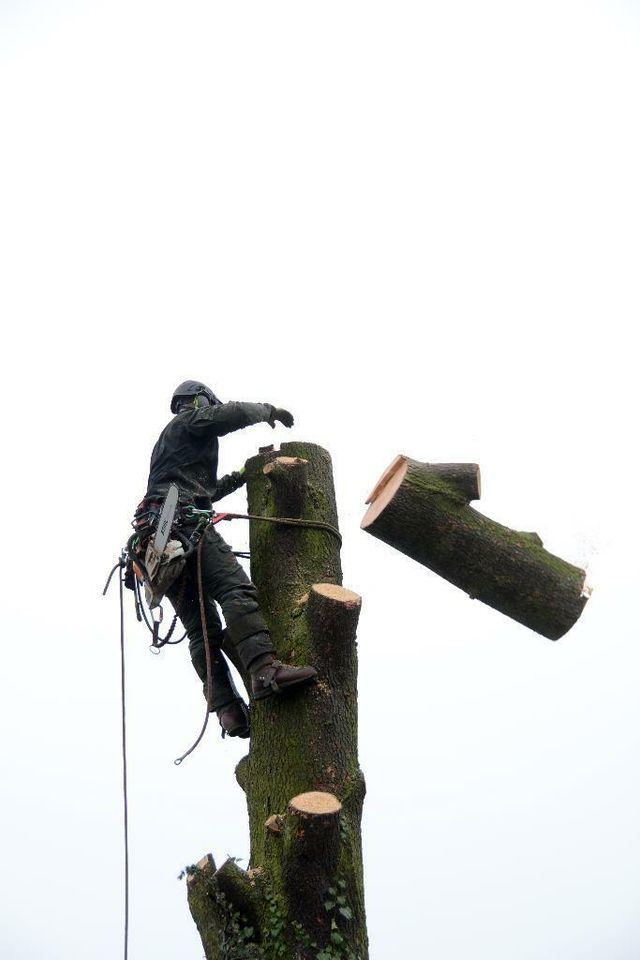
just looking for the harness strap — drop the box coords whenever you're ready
[134,500,342,547]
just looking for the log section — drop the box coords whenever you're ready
[361,455,589,640]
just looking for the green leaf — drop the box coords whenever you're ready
[339,906,353,920]
[324,900,335,911]
[337,896,346,906]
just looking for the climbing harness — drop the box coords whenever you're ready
[119,493,342,653]
[108,493,343,753]
[111,492,342,716]
[126,489,204,649]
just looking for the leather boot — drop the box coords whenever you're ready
[250,657,318,700]
[216,699,250,738]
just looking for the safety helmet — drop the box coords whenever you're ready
[170,380,221,413]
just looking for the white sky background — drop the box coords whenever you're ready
[1,1,639,957]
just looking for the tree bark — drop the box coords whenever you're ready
[188,442,368,960]
[187,854,262,960]
[361,455,589,640]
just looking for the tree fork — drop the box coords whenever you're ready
[188,442,368,959]
[187,854,263,959]
[361,454,589,640]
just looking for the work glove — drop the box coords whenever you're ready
[268,407,294,429]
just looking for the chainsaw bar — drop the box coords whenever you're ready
[145,483,179,582]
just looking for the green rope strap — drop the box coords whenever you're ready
[220,512,342,547]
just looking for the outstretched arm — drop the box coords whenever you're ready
[188,401,294,437]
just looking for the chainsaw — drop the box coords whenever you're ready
[132,484,189,610]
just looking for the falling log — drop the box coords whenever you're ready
[361,455,589,640]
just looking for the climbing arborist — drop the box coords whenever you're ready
[137,380,318,739]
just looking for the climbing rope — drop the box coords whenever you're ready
[173,535,213,765]
[102,557,129,960]
[118,560,129,960]
[218,511,342,546]
[133,575,187,650]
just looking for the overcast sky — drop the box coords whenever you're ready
[1,2,639,958]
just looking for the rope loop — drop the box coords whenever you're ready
[219,511,342,546]
[173,536,212,765]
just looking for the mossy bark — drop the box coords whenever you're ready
[187,854,263,960]
[362,456,589,640]
[188,442,368,960]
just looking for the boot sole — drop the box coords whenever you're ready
[252,674,318,701]
[226,726,250,738]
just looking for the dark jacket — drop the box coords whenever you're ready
[145,400,274,505]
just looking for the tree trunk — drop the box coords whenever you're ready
[361,455,589,640]
[188,442,368,960]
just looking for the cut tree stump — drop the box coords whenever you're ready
[361,455,589,640]
[188,442,368,960]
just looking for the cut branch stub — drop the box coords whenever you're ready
[186,855,224,960]
[307,583,362,686]
[214,857,259,930]
[187,854,261,960]
[364,454,481,506]
[283,792,343,940]
[188,852,216,887]
[362,455,589,640]
[263,456,309,519]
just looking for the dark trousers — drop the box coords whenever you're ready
[166,525,273,708]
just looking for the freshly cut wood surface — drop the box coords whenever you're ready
[312,583,361,606]
[364,454,408,506]
[263,455,308,473]
[363,456,481,525]
[289,791,342,816]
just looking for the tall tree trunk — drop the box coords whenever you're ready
[188,442,368,960]
[361,455,589,640]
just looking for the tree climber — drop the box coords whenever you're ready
[139,380,318,739]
